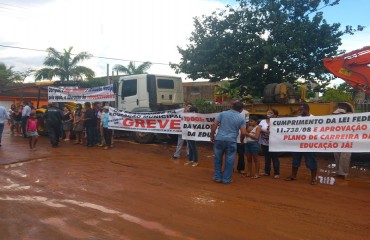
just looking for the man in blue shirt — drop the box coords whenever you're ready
[0,105,11,147]
[210,102,247,184]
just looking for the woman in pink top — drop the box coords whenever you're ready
[26,112,39,150]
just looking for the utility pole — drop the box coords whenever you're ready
[107,64,110,85]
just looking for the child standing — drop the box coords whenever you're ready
[101,106,112,150]
[27,112,39,150]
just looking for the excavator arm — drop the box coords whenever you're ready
[323,46,370,94]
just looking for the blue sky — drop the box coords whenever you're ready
[0,0,368,82]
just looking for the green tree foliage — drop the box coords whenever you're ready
[0,62,16,86]
[34,47,95,81]
[113,61,152,75]
[171,0,364,95]
[321,87,352,102]
[0,62,29,86]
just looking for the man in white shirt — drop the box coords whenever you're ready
[21,101,31,138]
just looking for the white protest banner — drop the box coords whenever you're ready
[270,112,370,152]
[108,107,183,134]
[48,84,115,102]
[182,112,217,141]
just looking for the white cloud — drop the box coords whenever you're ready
[0,0,225,82]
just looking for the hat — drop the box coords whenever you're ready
[103,106,110,110]
[332,108,346,114]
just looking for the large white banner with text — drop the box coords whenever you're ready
[108,107,183,134]
[181,112,217,141]
[270,112,370,152]
[48,84,115,102]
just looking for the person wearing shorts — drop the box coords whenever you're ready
[244,115,261,178]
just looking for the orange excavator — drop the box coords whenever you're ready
[323,46,370,93]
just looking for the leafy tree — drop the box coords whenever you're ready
[113,61,152,75]
[321,87,352,102]
[171,0,364,95]
[0,62,16,86]
[34,47,95,81]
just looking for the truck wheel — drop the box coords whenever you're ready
[132,132,155,144]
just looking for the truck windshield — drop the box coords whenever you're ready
[122,79,137,97]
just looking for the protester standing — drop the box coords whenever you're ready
[84,102,96,147]
[0,105,11,147]
[26,112,39,150]
[259,109,280,178]
[285,104,318,185]
[230,98,249,175]
[332,108,352,179]
[73,104,85,145]
[184,106,199,167]
[245,115,261,178]
[210,102,247,184]
[101,106,112,150]
[21,101,31,138]
[171,103,193,160]
[44,103,63,147]
[62,106,73,141]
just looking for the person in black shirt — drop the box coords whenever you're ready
[44,103,63,147]
[84,102,96,147]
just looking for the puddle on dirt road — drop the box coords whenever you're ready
[318,163,369,185]
[0,195,194,240]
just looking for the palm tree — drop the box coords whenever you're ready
[113,61,152,75]
[34,47,95,81]
[0,62,19,86]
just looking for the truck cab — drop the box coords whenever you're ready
[116,74,184,143]
[117,74,183,112]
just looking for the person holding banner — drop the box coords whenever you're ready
[171,103,193,160]
[210,102,247,184]
[84,102,96,147]
[101,106,112,150]
[285,104,318,185]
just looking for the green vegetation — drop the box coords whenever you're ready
[321,87,352,102]
[171,0,364,96]
[113,61,152,75]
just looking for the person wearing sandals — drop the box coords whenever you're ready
[259,109,280,178]
[245,115,261,178]
[285,104,318,185]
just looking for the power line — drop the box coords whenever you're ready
[0,44,171,66]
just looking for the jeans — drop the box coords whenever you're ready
[21,116,29,137]
[261,144,280,175]
[86,126,95,146]
[213,140,237,184]
[0,123,4,144]
[292,152,317,170]
[236,143,245,171]
[187,140,198,162]
[173,134,189,158]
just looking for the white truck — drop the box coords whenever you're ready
[115,74,184,143]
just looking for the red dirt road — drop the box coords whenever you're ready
[0,128,369,240]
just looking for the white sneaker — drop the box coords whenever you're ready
[274,175,280,179]
[192,162,199,167]
[184,161,193,166]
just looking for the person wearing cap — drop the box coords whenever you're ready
[230,98,250,175]
[332,108,351,179]
[101,106,112,150]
